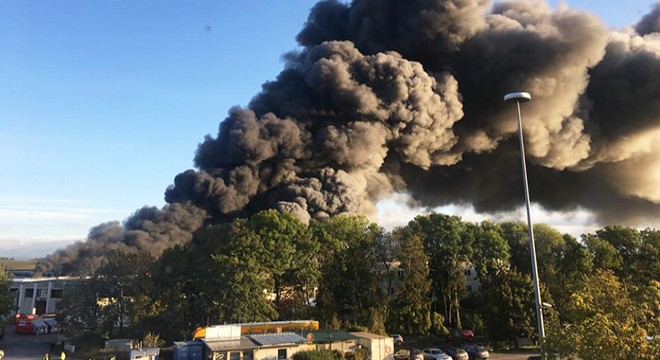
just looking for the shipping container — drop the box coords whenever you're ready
[351,332,395,360]
[173,341,203,360]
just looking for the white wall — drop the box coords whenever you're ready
[254,345,307,360]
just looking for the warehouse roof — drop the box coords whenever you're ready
[310,330,358,343]
[247,332,307,346]
[202,338,258,352]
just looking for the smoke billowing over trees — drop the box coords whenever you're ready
[46,0,660,271]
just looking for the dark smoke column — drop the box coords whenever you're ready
[46,0,660,272]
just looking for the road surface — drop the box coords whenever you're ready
[0,325,65,360]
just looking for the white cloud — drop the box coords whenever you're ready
[0,197,132,259]
[374,192,602,238]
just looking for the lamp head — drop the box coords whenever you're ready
[503,92,532,103]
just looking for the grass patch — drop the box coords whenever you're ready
[0,259,37,271]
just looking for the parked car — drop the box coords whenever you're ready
[444,347,469,360]
[447,329,475,342]
[392,334,404,346]
[422,348,452,360]
[461,330,475,342]
[394,349,424,360]
[464,345,489,359]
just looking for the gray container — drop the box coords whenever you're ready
[173,341,203,360]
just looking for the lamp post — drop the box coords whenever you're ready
[503,92,546,352]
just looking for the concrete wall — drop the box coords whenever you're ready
[10,277,74,315]
[254,345,307,360]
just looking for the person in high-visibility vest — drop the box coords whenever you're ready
[42,353,50,360]
[60,351,66,360]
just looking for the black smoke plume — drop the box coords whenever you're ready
[47,0,660,272]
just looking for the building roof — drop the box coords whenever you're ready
[247,332,307,346]
[10,277,78,287]
[202,338,258,352]
[310,330,358,343]
[350,332,389,340]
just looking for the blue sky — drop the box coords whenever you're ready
[1,0,658,259]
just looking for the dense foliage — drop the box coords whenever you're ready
[292,349,343,360]
[0,268,14,319]
[51,212,658,359]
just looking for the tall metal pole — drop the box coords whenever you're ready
[504,92,545,354]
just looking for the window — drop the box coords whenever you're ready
[37,288,49,298]
[50,289,63,298]
[397,269,405,278]
[464,269,471,276]
[230,352,240,360]
[243,351,253,360]
[25,289,34,298]
[278,349,287,360]
[466,285,472,292]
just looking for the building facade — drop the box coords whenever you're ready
[10,277,73,315]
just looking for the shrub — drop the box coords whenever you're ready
[292,349,344,360]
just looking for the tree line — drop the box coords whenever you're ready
[9,210,656,359]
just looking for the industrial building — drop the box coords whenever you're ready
[9,277,74,315]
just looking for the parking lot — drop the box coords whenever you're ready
[0,325,65,360]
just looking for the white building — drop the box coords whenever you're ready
[10,277,74,315]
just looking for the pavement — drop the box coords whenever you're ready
[488,352,541,360]
[0,325,66,360]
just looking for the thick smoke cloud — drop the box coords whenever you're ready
[47,0,660,271]
[44,203,206,273]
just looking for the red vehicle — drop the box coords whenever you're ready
[446,329,475,343]
[15,314,39,334]
[461,330,475,342]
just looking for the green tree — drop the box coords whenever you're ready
[545,270,659,360]
[247,210,320,319]
[386,227,431,335]
[310,215,384,331]
[0,268,14,318]
[212,218,278,322]
[583,233,623,273]
[550,234,593,318]
[95,250,155,338]
[497,221,530,274]
[481,269,537,347]
[56,275,104,337]
[147,244,202,341]
[634,228,660,286]
[408,213,469,329]
[467,221,510,285]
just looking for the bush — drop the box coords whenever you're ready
[72,333,106,353]
[142,332,165,348]
[292,349,344,360]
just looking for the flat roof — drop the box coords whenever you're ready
[202,338,258,352]
[351,332,389,340]
[310,330,358,343]
[11,277,76,284]
[247,333,307,346]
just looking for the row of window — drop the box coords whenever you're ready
[18,289,63,299]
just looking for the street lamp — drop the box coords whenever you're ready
[503,92,546,349]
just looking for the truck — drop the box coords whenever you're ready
[15,314,47,335]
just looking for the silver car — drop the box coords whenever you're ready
[422,348,452,360]
[444,347,469,360]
